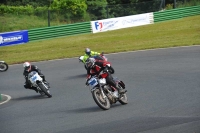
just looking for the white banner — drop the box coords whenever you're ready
[91,13,154,33]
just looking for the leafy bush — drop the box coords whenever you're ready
[0,5,32,15]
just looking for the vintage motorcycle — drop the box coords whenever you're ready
[79,54,115,74]
[0,61,9,72]
[28,71,52,98]
[86,71,128,110]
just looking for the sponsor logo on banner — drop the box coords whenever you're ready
[122,14,148,25]
[0,30,28,47]
[91,13,153,33]
[94,22,103,31]
[0,35,23,44]
[0,36,3,44]
[93,20,118,32]
[103,20,118,31]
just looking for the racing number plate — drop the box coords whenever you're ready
[30,75,37,82]
[88,78,98,87]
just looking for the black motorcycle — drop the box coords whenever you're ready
[0,61,8,72]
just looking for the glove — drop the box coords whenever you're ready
[103,67,109,72]
[85,81,89,86]
[85,78,89,86]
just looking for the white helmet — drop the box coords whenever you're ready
[23,62,31,71]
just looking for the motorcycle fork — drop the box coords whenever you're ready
[97,79,106,99]
[42,82,49,90]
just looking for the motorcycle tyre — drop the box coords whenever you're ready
[92,89,110,110]
[38,83,52,98]
[118,93,128,105]
[109,66,115,74]
[0,62,8,72]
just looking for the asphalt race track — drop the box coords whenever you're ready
[0,46,200,133]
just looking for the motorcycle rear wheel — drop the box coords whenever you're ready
[92,89,110,110]
[109,66,115,74]
[118,93,128,105]
[0,62,8,72]
[38,83,52,98]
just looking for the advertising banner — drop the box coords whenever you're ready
[0,30,29,47]
[91,13,153,33]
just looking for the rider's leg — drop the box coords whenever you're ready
[24,82,38,93]
[105,74,126,94]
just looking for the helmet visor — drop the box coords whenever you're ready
[25,66,31,72]
[86,51,91,55]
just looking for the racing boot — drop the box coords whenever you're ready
[116,86,127,94]
[34,88,39,93]
[30,87,38,93]
[118,88,126,94]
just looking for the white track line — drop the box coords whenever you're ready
[0,94,11,105]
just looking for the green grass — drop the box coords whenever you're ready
[0,15,200,65]
[0,14,66,32]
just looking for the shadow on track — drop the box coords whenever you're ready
[12,95,49,101]
[66,106,102,113]
[64,74,86,80]
[66,103,123,114]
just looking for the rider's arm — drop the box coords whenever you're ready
[91,51,100,56]
[86,69,91,85]
[86,67,91,77]
[33,65,42,74]
[83,55,89,63]
[23,71,28,81]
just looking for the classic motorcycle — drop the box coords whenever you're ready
[86,72,128,110]
[79,54,115,74]
[28,71,52,98]
[0,61,9,72]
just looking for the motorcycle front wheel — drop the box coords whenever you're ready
[38,83,52,98]
[92,89,110,110]
[0,62,8,72]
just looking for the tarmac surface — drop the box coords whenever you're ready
[0,46,200,133]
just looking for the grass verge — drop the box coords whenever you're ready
[0,15,200,65]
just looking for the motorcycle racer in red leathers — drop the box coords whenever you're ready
[85,58,126,94]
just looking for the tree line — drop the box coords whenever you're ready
[0,0,175,8]
[0,0,194,25]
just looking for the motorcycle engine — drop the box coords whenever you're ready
[103,85,116,104]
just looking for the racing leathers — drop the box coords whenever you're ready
[82,51,100,64]
[86,60,126,94]
[23,65,47,92]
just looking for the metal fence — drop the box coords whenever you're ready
[28,5,200,42]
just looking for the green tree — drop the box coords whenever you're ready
[51,0,87,17]
[0,0,50,7]
[86,0,107,20]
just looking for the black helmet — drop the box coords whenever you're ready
[85,58,95,68]
[85,48,91,55]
